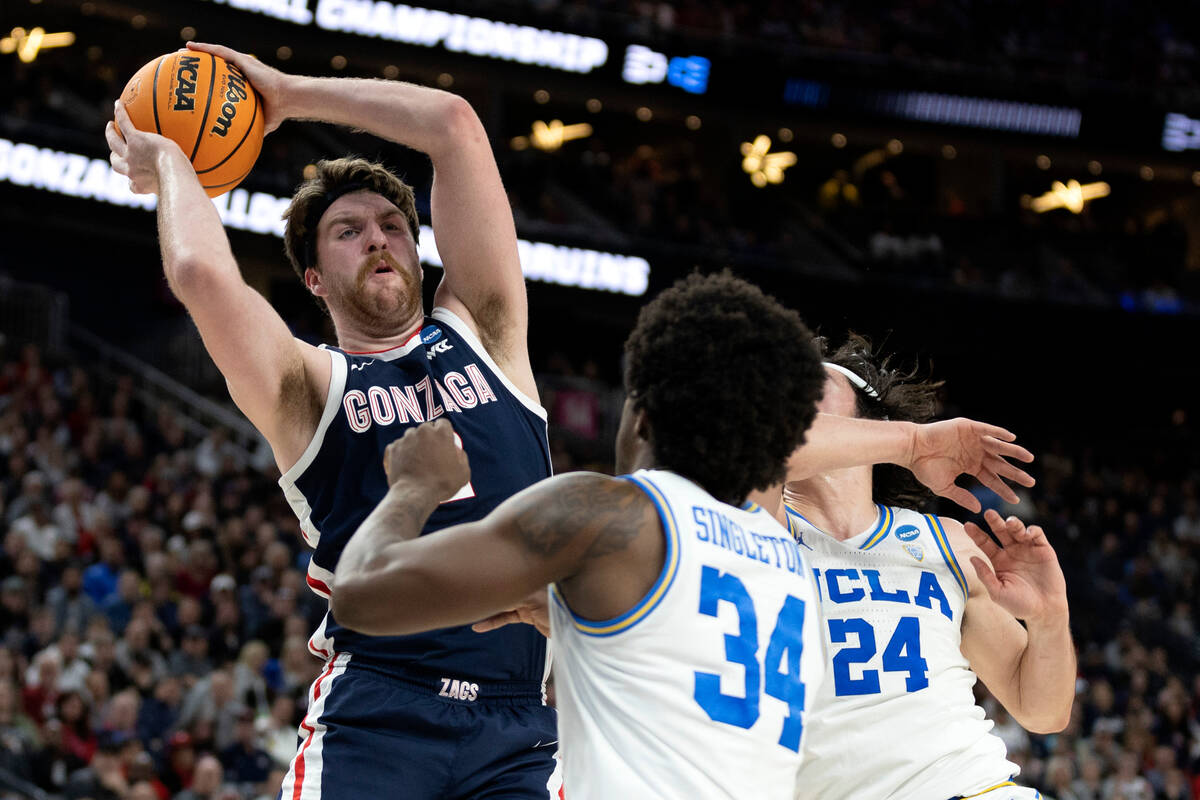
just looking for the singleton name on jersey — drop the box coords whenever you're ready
[692,506,809,577]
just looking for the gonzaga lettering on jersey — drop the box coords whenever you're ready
[549,471,824,800]
[279,307,551,683]
[786,505,1018,800]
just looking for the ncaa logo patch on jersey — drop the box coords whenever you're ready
[420,325,443,345]
[903,543,925,561]
[895,524,920,542]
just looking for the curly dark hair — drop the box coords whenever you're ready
[282,157,420,282]
[624,271,824,504]
[822,333,944,509]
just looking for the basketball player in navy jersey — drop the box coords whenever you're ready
[106,44,558,799]
[778,337,1074,800]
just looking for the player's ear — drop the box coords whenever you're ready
[633,407,652,445]
[305,267,324,297]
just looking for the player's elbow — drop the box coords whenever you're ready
[436,94,487,151]
[329,574,380,634]
[331,570,423,637]
[166,253,233,304]
[1013,702,1073,734]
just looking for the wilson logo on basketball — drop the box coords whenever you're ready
[172,55,201,112]
[210,66,249,137]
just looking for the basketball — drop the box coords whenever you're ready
[119,49,265,197]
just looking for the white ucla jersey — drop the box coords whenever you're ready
[549,470,824,800]
[785,503,1017,800]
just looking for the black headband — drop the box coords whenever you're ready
[300,181,372,272]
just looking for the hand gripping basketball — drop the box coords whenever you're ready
[106,100,185,196]
[117,49,265,196]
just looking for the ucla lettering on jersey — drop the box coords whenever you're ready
[549,470,824,800]
[785,504,1017,800]
[279,307,552,685]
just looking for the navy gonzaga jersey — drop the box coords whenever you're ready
[280,307,551,683]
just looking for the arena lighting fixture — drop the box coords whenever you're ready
[510,120,593,152]
[0,27,76,62]
[741,135,796,188]
[1029,180,1110,214]
[0,137,651,296]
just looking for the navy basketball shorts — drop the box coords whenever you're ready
[280,654,562,799]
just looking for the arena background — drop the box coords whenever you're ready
[2,1,1200,798]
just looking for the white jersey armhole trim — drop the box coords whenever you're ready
[924,513,969,601]
[431,306,547,421]
[550,472,681,638]
[278,347,348,489]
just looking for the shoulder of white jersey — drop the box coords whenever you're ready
[919,512,969,601]
[549,470,681,638]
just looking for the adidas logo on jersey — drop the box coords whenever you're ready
[439,677,479,702]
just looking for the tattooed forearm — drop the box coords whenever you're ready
[338,483,441,576]
[511,475,653,562]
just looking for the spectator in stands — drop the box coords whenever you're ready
[0,677,40,785]
[258,694,298,770]
[173,753,225,800]
[46,561,97,636]
[83,533,125,605]
[62,730,128,800]
[170,624,215,686]
[56,689,96,764]
[6,470,48,525]
[136,674,183,751]
[220,707,273,793]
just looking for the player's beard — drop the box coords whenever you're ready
[327,250,423,339]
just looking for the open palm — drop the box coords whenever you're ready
[964,509,1068,622]
[909,418,1035,512]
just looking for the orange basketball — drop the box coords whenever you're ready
[120,50,265,197]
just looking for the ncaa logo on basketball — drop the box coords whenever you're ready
[895,524,920,542]
[420,325,443,345]
[172,55,200,111]
[903,543,925,561]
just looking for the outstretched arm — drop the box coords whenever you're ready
[105,102,327,472]
[188,43,535,398]
[331,420,657,636]
[783,414,1035,512]
[952,511,1075,733]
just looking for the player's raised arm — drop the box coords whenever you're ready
[106,101,327,470]
[331,420,657,636]
[949,512,1075,733]
[187,42,535,398]
[780,413,1035,512]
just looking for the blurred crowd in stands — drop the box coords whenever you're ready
[1,342,321,800]
[3,323,1200,799]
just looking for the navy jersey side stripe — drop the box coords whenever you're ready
[279,348,348,549]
